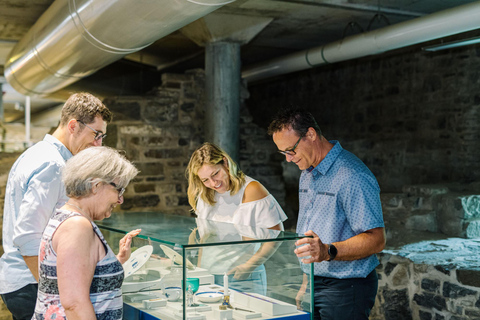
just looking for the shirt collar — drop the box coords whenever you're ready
[43,134,73,161]
[308,140,343,177]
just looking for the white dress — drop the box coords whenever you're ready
[195,176,287,294]
[196,176,287,230]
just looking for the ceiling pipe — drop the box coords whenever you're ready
[242,1,480,83]
[5,0,234,96]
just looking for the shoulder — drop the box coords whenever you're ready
[57,215,94,237]
[243,181,269,203]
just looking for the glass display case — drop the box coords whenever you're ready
[96,212,313,320]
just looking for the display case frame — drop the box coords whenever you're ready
[97,212,314,320]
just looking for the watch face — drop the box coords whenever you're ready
[328,244,337,261]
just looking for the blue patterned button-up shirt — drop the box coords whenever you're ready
[298,140,384,279]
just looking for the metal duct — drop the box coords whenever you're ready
[5,0,234,96]
[242,1,480,82]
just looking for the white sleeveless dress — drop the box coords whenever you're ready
[195,176,287,294]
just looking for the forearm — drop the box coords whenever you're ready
[64,303,96,320]
[22,255,39,282]
[245,241,281,267]
[332,227,386,261]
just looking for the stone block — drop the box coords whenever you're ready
[460,195,480,219]
[392,264,409,286]
[457,270,480,287]
[465,309,480,318]
[442,282,477,298]
[422,279,440,293]
[136,162,164,176]
[144,149,185,159]
[134,184,156,193]
[103,99,142,121]
[465,220,480,238]
[413,293,446,310]
[121,195,160,210]
[382,288,412,319]
[402,185,449,197]
[419,310,433,320]
[405,211,437,232]
[143,103,179,124]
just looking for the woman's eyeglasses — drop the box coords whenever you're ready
[109,182,125,198]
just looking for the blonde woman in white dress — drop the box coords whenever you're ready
[186,142,287,294]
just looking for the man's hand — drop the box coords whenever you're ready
[116,229,141,264]
[294,230,329,263]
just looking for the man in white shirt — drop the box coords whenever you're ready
[0,92,113,320]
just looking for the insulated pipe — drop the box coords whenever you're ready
[5,0,234,96]
[242,1,480,82]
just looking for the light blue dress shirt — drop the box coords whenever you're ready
[297,140,384,279]
[0,134,72,294]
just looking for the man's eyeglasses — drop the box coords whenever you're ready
[109,182,125,198]
[77,120,107,141]
[278,135,303,156]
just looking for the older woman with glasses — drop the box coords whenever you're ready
[186,142,287,293]
[32,147,140,320]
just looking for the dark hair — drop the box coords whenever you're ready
[59,92,113,127]
[268,107,322,137]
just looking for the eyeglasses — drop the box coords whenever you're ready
[77,120,107,141]
[109,182,125,198]
[278,135,303,156]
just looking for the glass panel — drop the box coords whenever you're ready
[96,212,306,246]
[98,212,313,320]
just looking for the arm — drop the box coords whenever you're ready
[228,181,284,278]
[23,256,39,281]
[15,163,65,280]
[116,229,142,264]
[227,240,280,280]
[296,273,309,310]
[294,227,386,263]
[54,216,100,320]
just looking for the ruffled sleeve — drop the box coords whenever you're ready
[233,194,287,230]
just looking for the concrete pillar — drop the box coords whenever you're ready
[205,41,241,163]
[181,14,272,164]
[0,83,3,122]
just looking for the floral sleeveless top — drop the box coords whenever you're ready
[33,209,124,320]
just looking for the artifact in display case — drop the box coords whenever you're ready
[97,212,314,320]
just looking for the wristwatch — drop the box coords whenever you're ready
[327,244,337,261]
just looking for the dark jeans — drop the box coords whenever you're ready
[1,284,38,320]
[313,270,378,320]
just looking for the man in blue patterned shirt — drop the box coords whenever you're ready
[0,93,113,320]
[268,108,385,320]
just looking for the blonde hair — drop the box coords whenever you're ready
[63,146,139,198]
[186,143,245,211]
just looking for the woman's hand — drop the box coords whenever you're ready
[227,262,258,281]
[116,229,141,264]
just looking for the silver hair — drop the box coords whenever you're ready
[63,146,139,198]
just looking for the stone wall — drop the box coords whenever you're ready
[103,69,288,226]
[247,44,480,193]
[372,253,480,320]
[382,184,480,243]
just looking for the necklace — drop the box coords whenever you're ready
[66,202,91,220]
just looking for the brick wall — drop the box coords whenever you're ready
[247,44,480,193]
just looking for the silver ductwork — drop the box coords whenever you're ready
[5,0,234,96]
[242,1,480,82]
